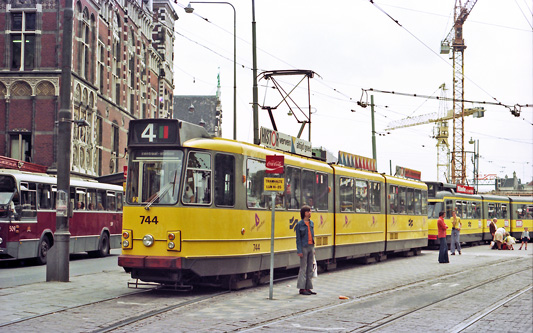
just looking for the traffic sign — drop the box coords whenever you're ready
[264,178,284,191]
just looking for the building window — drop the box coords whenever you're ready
[11,12,36,70]
[10,133,32,162]
[98,44,105,92]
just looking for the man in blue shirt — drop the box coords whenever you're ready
[295,205,316,295]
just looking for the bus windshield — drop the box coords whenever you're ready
[126,150,184,205]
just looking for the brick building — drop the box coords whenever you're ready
[0,0,177,178]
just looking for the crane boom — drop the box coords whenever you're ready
[385,107,484,131]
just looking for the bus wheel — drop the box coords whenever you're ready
[37,237,50,265]
[89,233,110,258]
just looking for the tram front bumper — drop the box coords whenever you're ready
[118,255,182,269]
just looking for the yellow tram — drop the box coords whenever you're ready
[118,119,427,288]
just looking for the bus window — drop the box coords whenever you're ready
[413,189,422,215]
[301,170,315,209]
[38,183,52,209]
[285,167,301,210]
[246,158,266,209]
[75,188,87,210]
[339,177,354,212]
[214,154,235,207]
[421,191,428,215]
[107,192,116,211]
[116,192,123,211]
[315,173,328,211]
[398,187,406,214]
[369,182,381,213]
[20,182,37,218]
[96,190,106,210]
[87,189,97,210]
[445,199,453,218]
[389,185,398,214]
[355,180,368,213]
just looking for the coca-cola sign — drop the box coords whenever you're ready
[266,155,284,174]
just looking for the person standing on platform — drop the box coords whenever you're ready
[450,210,462,255]
[489,218,497,249]
[438,211,449,263]
[295,205,316,295]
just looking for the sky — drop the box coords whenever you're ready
[170,0,533,191]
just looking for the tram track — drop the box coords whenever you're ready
[237,257,532,332]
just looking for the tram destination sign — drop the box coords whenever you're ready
[129,119,179,145]
[264,177,284,192]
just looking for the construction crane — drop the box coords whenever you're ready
[440,0,479,184]
[385,83,485,182]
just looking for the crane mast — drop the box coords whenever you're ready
[441,0,478,185]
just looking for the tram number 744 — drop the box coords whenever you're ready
[140,216,159,224]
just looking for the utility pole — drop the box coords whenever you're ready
[252,0,259,145]
[47,0,74,282]
[371,95,377,162]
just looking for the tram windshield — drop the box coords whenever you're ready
[427,201,442,219]
[126,150,183,205]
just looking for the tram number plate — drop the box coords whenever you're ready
[253,243,260,251]
[140,216,159,224]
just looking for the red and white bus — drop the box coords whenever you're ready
[0,169,123,264]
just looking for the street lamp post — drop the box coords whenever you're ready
[185,2,237,140]
[469,137,479,193]
[47,0,74,282]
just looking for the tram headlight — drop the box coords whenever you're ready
[122,240,129,247]
[142,234,154,247]
[0,237,3,245]
[168,241,175,249]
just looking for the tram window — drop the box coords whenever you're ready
[421,191,428,215]
[87,189,97,210]
[398,187,407,214]
[285,167,301,210]
[428,202,442,219]
[355,180,368,213]
[246,158,267,209]
[472,202,481,218]
[445,199,453,218]
[413,189,422,215]
[38,183,52,209]
[183,152,211,205]
[501,204,508,219]
[339,177,354,212]
[301,170,315,209]
[315,173,328,211]
[406,188,414,214]
[116,192,123,211]
[20,182,37,218]
[465,201,472,218]
[389,185,398,214]
[455,200,463,218]
[214,154,235,207]
[487,203,496,220]
[369,182,381,213]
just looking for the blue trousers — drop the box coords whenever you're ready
[438,237,449,263]
[450,229,461,254]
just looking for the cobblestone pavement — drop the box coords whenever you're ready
[0,245,531,332]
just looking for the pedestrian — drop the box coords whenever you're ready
[503,232,515,250]
[518,227,530,250]
[489,218,497,249]
[450,210,462,255]
[437,211,449,263]
[494,227,506,250]
[295,205,316,295]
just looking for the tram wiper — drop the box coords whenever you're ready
[144,171,178,210]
